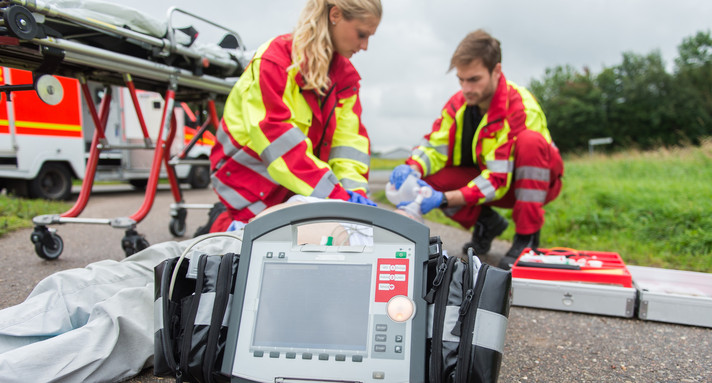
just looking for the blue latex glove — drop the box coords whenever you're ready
[389,164,417,189]
[346,190,377,207]
[397,179,444,215]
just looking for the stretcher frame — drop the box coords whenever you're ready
[0,0,246,258]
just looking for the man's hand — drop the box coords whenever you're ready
[389,164,419,189]
[416,180,444,214]
[346,190,377,207]
[397,179,444,215]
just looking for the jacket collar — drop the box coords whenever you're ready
[486,73,508,123]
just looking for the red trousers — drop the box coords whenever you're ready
[425,130,563,234]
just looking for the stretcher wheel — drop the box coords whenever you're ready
[30,227,64,260]
[4,5,38,41]
[122,229,150,257]
[169,207,188,237]
[169,217,186,237]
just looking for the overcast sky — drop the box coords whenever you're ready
[116,0,712,151]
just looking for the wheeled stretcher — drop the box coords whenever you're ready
[0,0,250,258]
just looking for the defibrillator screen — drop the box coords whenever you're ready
[252,263,372,351]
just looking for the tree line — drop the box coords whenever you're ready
[529,30,712,154]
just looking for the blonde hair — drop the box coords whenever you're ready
[291,0,382,95]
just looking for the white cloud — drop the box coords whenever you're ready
[113,0,712,150]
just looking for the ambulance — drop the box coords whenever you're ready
[0,67,215,200]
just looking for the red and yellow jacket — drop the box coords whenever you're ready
[210,34,371,215]
[406,74,551,205]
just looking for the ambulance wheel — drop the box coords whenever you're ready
[169,217,186,237]
[129,179,148,190]
[32,231,64,260]
[4,5,38,40]
[29,163,72,200]
[187,164,210,189]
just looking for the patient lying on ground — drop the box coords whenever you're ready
[0,198,416,383]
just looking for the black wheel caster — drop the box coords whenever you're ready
[30,226,64,260]
[169,208,187,237]
[4,5,38,40]
[121,229,150,257]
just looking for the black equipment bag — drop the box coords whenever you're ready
[154,252,239,383]
[426,237,512,383]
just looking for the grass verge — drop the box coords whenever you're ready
[0,196,70,236]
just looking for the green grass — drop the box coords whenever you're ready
[371,157,406,170]
[374,140,712,272]
[4,143,712,272]
[0,196,70,236]
[541,141,712,272]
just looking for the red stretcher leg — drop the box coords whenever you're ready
[61,80,112,218]
[163,115,183,203]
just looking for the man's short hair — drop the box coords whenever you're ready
[449,29,501,73]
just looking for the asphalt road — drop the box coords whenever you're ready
[1,180,711,382]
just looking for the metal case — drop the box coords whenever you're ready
[629,265,712,328]
[511,278,637,318]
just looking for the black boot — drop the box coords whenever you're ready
[498,231,540,270]
[193,202,227,237]
[462,206,509,256]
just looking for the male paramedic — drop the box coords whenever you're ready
[389,29,564,270]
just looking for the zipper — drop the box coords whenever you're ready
[454,254,489,383]
[424,237,445,304]
[450,256,474,337]
[425,255,447,304]
[314,84,336,158]
[430,255,457,383]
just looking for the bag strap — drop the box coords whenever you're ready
[179,254,210,381]
[159,257,181,372]
[202,252,239,383]
[168,232,243,300]
[455,250,488,383]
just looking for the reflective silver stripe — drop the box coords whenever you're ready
[474,175,496,202]
[418,138,448,156]
[413,148,432,176]
[213,175,251,209]
[426,304,462,342]
[341,178,369,192]
[487,160,514,174]
[194,293,234,326]
[427,304,433,338]
[260,127,306,165]
[329,146,370,166]
[154,298,162,332]
[216,127,274,182]
[234,149,273,181]
[516,166,550,182]
[515,188,548,203]
[215,128,239,171]
[440,305,462,343]
[246,200,267,216]
[472,309,508,353]
[311,171,340,198]
[195,292,216,325]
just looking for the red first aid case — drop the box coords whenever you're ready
[511,247,633,288]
